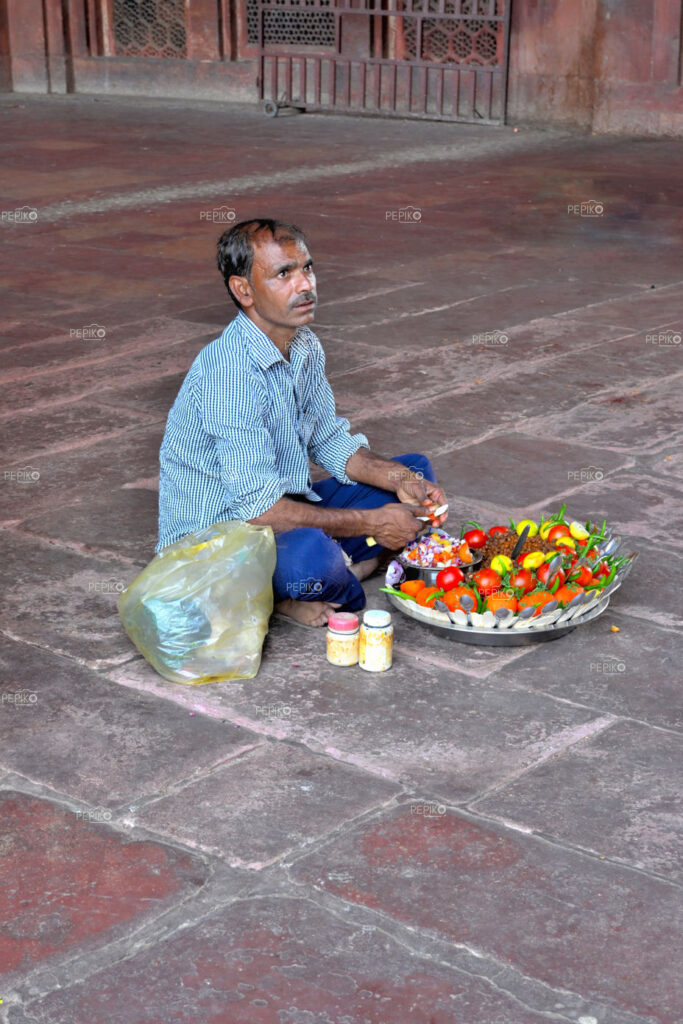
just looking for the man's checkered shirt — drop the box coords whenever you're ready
[157,311,369,551]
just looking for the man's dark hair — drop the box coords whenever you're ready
[216,218,308,309]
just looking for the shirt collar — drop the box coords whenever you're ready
[235,310,309,372]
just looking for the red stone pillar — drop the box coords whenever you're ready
[592,0,683,134]
[0,0,11,91]
[0,0,84,92]
[44,0,70,92]
[0,0,49,91]
[187,0,222,60]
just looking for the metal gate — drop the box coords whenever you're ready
[258,0,511,124]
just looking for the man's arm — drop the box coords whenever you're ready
[345,447,447,513]
[248,495,425,551]
[345,448,415,494]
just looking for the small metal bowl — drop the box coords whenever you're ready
[398,550,483,587]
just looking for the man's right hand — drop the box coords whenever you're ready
[366,503,426,550]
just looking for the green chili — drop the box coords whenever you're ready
[379,586,413,601]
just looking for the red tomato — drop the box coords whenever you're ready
[593,561,611,579]
[436,566,465,591]
[485,592,518,613]
[569,565,593,586]
[463,528,487,550]
[472,568,502,596]
[510,568,535,594]
[518,591,556,617]
[554,583,584,605]
[400,579,426,597]
[536,562,566,588]
[547,524,571,543]
[416,586,442,608]
[442,585,478,612]
[488,525,508,537]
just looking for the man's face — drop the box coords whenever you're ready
[232,233,317,334]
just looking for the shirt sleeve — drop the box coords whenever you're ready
[199,364,289,521]
[305,343,369,484]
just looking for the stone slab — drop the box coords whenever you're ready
[0,320,61,347]
[644,449,683,484]
[132,742,399,867]
[422,433,632,506]
[517,375,683,455]
[345,353,628,444]
[0,400,151,464]
[554,281,683,330]
[1,96,682,1024]
[525,472,683,552]
[0,423,163,521]
[474,719,682,880]
[0,286,77,320]
[109,609,609,806]
[0,335,211,414]
[0,316,214,379]
[290,806,683,1023]
[329,311,628,412]
[0,790,208,981]
[317,279,641,342]
[0,635,262,807]
[9,895,560,1024]
[0,531,143,666]
[482,607,682,732]
[18,486,159,563]
[546,327,683,387]
[95,372,187,419]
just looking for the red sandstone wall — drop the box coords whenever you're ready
[0,0,10,91]
[0,0,50,91]
[2,0,682,135]
[507,0,683,135]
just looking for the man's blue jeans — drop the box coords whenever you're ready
[272,453,436,613]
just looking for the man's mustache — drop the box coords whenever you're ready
[291,293,317,308]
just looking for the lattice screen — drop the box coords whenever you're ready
[113,0,187,58]
[403,0,503,65]
[247,0,335,47]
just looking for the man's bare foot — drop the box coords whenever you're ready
[350,555,380,582]
[275,598,341,627]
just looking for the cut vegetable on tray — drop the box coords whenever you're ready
[381,505,637,646]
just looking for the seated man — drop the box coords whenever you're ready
[157,218,447,626]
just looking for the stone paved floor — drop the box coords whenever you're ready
[0,94,682,1024]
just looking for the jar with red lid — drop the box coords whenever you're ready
[326,612,360,666]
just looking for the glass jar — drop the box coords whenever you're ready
[326,612,360,666]
[359,609,393,672]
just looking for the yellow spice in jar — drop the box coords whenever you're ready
[359,609,393,672]
[326,612,360,666]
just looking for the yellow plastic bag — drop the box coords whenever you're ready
[118,520,276,684]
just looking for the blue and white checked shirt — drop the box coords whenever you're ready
[157,311,369,551]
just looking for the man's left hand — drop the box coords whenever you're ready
[396,474,448,527]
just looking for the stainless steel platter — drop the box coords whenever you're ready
[387,590,611,646]
[387,522,636,646]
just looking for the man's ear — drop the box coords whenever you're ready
[229,275,253,308]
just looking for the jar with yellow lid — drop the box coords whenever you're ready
[359,609,393,672]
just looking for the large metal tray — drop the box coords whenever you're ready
[387,591,611,646]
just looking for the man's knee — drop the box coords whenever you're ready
[274,527,348,600]
[392,452,436,483]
